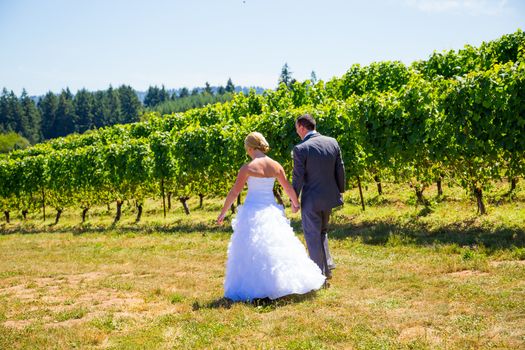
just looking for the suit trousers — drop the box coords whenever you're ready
[301,209,334,276]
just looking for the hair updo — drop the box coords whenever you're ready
[244,132,270,153]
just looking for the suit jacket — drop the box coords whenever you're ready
[292,132,345,212]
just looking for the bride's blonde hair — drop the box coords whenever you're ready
[244,132,270,153]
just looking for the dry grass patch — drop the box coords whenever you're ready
[447,270,490,277]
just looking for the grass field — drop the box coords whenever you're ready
[1,181,524,349]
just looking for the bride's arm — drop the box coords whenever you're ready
[217,166,249,225]
[276,166,300,211]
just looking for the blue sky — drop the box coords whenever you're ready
[1,0,523,95]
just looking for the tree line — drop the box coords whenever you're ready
[0,85,141,144]
[0,78,242,149]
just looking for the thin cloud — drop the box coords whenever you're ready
[403,0,509,16]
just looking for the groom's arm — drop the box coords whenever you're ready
[292,145,305,198]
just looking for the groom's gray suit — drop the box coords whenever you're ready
[292,132,345,276]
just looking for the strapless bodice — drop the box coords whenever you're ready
[244,177,276,205]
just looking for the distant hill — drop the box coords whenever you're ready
[30,85,267,104]
[136,86,265,103]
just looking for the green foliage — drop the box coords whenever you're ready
[0,132,30,153]
[1,30,524,217]
[413,29,525,79]
[336,61,411,99]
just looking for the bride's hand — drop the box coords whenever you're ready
[291,203,300,214]
[217,212,226,225]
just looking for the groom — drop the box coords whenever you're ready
[292,114,345,279]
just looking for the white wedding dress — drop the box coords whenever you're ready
[224,176,325,301]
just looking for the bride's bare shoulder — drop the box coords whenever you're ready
[263,157,284,177]
[267,157,283,170]
[242,160,262,175]
[238,163,252,174]
[243,157,281,177]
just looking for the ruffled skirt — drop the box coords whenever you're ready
[224,202,325,301]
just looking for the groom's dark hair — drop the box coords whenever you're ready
[296,114,316,131]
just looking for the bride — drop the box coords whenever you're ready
[217,132,325,302]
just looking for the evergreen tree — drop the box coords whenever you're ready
[144,86,160,107]
[118,85,141,123]
[191,88,200,96]
[278,63,293,87]
[20,89,41,143]
[5,90,25,136]
[92,90,109,128]
[144,85,169,108]
[204,82,213,95]
[310,71,318,84]
[38,91,58,139]
[217,86,226,95]
[0,88,12,132]
[74,88,94,133]
[53,88,77,138]
[225,78,235,93]
[159,85,170,104]
[106,86,121,125]
[179,87,189,98]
